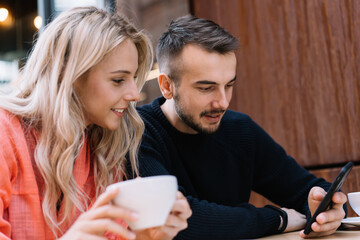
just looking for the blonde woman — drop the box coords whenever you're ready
[0,6,191,240]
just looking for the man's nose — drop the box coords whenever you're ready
[212,90,229,109]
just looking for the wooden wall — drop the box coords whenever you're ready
[191,0,360,216]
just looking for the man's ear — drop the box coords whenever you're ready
[158,73,174,99]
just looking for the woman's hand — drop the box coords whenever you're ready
[135,191,192,240]
[59,187,139,240]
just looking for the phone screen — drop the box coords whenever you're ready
[303,161,353,235]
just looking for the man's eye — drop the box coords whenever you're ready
[198,87,212,91]
[112,79,124,84]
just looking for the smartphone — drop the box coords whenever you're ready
[303,161,354,235]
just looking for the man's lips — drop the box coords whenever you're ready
[200,110,225,117]
[201,110,225,123]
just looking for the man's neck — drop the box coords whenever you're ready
[160,99,197,134]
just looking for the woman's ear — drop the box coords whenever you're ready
[158,73,174,99]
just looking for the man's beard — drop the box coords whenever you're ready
[173,92,225,135]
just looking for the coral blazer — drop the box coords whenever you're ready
[0,109,125,240]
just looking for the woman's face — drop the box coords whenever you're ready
[75,39,140,130]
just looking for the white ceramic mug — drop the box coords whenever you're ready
[348,192,360,216]
[107,175,178,230]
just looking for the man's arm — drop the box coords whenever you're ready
[137,152,283,239]
[248,119,347,238]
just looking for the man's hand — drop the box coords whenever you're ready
[282,208,306,232]
[300,186,347,238]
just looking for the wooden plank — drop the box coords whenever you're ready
[191,0,360,167]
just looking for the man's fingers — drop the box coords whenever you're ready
[332,192,347,205]
[311,219,341,233]
[310,187,326,201]
[316,208,345,224]
[300,229,336,239]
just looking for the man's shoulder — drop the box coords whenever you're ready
[223,109,253,123]
[137,97,163,115]
[218,110,261,138]
[137,97,167,127]
[136,98,170,139]
[137,101,152,113]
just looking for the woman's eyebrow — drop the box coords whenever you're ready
[110,70,131,74]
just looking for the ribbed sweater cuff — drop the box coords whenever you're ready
[261,206,283,235]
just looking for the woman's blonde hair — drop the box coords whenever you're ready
[0,6,152,234]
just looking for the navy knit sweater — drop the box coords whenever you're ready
[136,97,331,239]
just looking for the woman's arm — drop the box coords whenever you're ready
[60,188,191,240]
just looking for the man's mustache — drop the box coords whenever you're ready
[200,109,226,117]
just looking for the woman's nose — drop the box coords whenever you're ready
[123,80,140,102]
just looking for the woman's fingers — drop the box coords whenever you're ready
[75,233,107,240]
[164,212,188,230]
[170,192,192,219]
[66,188,139,239]
[122,191,192,240]
[156,225,181,239]
[69,189,191,240]
[84,204,139,222]
[83,219,136,239]
[83,187,139,222]
[92,187,119,208]
[60,217,136,240]
[154,191,191,237]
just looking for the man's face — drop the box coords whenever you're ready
[171,45,237,134]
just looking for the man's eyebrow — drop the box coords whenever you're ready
[228,76,237,83]
[195,80,217,85]
[195,76,237,85]
[110,70,131,74]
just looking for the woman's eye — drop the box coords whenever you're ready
[112,78,124,84]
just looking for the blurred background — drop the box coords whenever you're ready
[0,0,189,101]
[0,0,359,216]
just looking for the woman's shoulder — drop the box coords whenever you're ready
[0,108,24,138]
[0,108,20,126]
[0,107,13,116]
